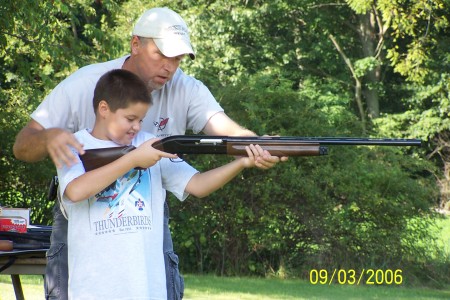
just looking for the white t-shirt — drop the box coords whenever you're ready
[31,55,224,136]
[57,129,198,300]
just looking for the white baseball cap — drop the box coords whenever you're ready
[132,7,195,60]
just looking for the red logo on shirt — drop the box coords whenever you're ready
[154,117,169,131]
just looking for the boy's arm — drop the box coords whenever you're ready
[64,153,139,202]
[185,144,262,198]
[64,138,177,202]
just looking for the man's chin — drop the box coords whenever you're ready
[147,80,166,91]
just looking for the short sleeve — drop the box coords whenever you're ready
[185,80,224,133]
[160,158,198,201]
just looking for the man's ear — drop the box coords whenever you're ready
[131,36,141,55]
[98,100,110,118]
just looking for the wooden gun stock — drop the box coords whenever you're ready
[80,145,137,172]
[79,135,421,171]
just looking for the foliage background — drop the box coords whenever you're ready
[1,0,449,287]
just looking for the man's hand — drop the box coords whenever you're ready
[45,128,85,169]
[13,119,84,168]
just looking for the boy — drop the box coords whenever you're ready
[57,69,263,299]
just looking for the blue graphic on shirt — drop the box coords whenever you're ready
[90,169,152,234]
[135,198,145,211]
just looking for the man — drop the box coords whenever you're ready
[13,7,282,300]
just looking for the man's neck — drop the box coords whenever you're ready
[121,56,154,94]
[121,55,132,72]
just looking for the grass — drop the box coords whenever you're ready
[435,215,450,256]
[184,275,450,300]
[1,216,448,299]
[0,275,44,300]
[0,274,449,300]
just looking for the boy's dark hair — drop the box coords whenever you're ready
[93,69,152,113]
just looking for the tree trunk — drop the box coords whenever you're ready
[358,11,382,118]
[329,34,367,133]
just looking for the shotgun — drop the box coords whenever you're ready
[79,135,421,171]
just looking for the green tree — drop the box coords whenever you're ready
[1,0,447,285]
[0,0,126,222]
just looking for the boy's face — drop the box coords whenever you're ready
[102,101,150,145]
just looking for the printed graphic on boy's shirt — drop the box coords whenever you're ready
[90,169,152,235]
[135,198,145,211]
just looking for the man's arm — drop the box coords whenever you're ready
[202,112,287,169]
[202,112,256,136]
[13,119,85,168]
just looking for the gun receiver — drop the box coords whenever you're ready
[79,135,421,171]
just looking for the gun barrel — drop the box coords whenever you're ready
[154,135,422,149]
[291,137,422,146]
[223,136,421,146]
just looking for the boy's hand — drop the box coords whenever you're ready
[255,135,289,169]
[241,144,271,169]
[131,138,178,168]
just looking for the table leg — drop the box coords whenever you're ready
[11,274,25,300]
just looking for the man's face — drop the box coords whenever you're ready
[102,101,150,146]
[131,37,185,91]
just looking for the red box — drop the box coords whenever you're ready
[0,217,27,233]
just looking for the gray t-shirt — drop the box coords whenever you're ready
[31,55,224,136]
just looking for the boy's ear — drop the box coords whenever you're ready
[98,100,110,117]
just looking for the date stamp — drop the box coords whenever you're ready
[309,269,403,285]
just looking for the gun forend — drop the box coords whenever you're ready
[226,142,327,156]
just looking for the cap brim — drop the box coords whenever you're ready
[153,38,195,60]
